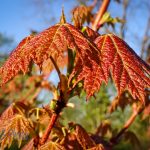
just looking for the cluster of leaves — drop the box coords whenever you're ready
[0,1,150,150]
[0,17,150,102]
[0,100,107,150]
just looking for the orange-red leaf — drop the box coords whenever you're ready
[0,35,34,85]
[83,26,100,41]
[0,23,105,99]
[95,34,150,102]
[72,5,93,28]
[0,115,34,149]
[0,102,27,124]
[61,132,82,150]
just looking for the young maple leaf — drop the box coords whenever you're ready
[0,102,34,149]
[22,136,40,150]
[95,120,111,137]
[0,115,34,149]
[0,23,106,99]
[94,34,150,103]
[123,131,141,149]
[0,102,28,124]
[21,138,35,150]
[72,4,94,28]
[61,132,82,150]
[0,35,34,85]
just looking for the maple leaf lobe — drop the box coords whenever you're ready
[95,34,150,102]
[0,23,105,100]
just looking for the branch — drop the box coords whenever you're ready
[92,0,110,31]
[40,94,66,145]
[40,96,66,145]
[110,103,143,145]
[40,113,58,144]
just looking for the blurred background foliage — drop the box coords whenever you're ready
[0,0,150,149]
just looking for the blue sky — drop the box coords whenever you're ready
[0,0,149,55]
[0,0,78,43]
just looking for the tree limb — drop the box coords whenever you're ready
[92,0,110,31]
[40,113,58,144]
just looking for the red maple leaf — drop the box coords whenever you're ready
[94,34,150,102]
[0,23,150,102]
[0,23,105,98]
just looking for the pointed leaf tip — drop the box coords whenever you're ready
[60,8,66,24]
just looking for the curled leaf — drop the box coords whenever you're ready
[72,5,93,28]
[0,102,28,124]
[82,26,100,41]
[123,131,141,150]
[61,132,82,150]
[95,120,111,137]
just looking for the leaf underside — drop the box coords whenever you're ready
[75,124,96,149]
[0,23,105,99]
[0,23,150,102]
[94,34,150,102]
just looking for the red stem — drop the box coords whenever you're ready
[40,113,58,144]
[92,0,110,31]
